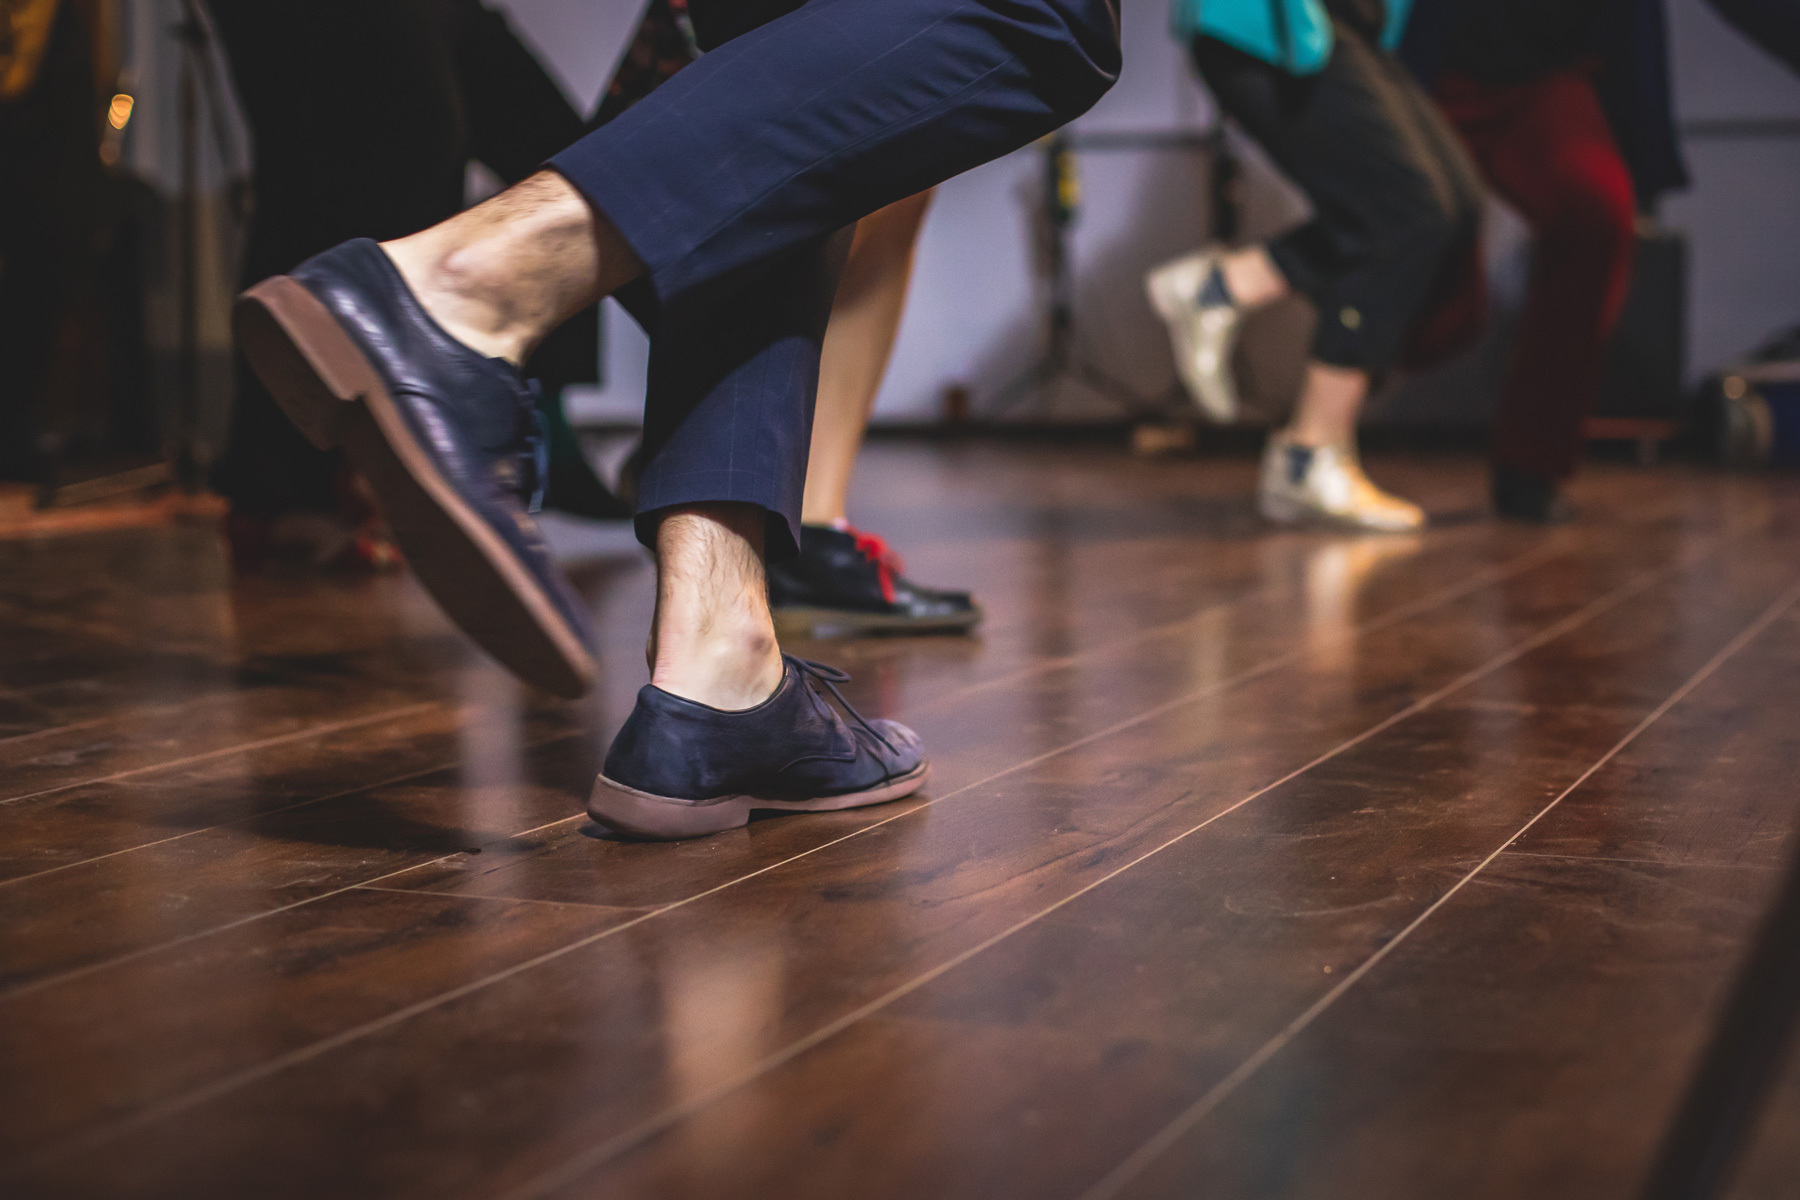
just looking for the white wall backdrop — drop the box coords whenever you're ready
[498,0,1800,426]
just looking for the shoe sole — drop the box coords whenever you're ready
[1258,491,1426,533]
[1258,488,1311,526]
[773,605,983,638]
[233,276,596,698]
[587,762,930,840]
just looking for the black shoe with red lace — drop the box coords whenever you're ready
[767,523,982,636]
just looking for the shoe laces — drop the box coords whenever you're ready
[786,654,896,754]
[513,380,550,514]
[845,524,903,604]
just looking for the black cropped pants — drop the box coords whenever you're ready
[1193,21,1484,374]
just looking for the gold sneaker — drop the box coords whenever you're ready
[1258,431,1426,532]
[1145,247,1240,423]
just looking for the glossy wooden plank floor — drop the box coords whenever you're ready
[3,443,1798,1200]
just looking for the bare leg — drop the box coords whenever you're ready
[1212,244,1368,445]
[1218,245,1289,310]
[801,191,933,526]
[1213,245,1367,446]
[381,171,643,365]
[650,504,784,709]
[1286,362,1370,447]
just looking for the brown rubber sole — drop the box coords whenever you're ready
[773,605,983,638]
[587,762,930,840]
[232,276,596,698]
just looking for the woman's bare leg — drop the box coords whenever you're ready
[801,190,933,527]
[1218,245,1289,311]
[1287,361,1370,446]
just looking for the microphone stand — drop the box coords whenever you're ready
[986,130,1181,423]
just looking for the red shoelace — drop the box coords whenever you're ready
[846,523,904,604]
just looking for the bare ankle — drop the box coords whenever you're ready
[1220,246,1288,311]
[652,623,783,711]
[1285,362,1369,448]
[381,236,520,361]
[380,171,643,365]
[650,504,785,710]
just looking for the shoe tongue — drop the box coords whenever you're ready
[1197,265,1234,308]
[1285,443,1314,485]
[800,523,855,554]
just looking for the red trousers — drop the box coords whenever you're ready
[1414,69,1638,481]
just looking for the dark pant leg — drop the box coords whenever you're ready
[1439,71,1637,482]
[1705,0,1800,75]
[548,0,1119,555]
[552,0,1118,313]
[631,228,854,552]
[1192,22,1483,374]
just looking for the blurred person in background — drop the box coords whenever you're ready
[1147,0,1482,533]
[1704,0,1800,75]
[601,0,979,636]
[1,0,140,485]
[1401,0,1677,522]
[1403,0,1796,522]
[207,0,625,571]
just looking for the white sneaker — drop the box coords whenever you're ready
[1145,247,1241,423]
[1258,431,1426,532]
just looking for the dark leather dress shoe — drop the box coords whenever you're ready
[589,655,928,840]
[233,239,597,697]
[767,523,981,636]
[1492,465,1576,525]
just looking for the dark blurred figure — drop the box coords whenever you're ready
[207,0,623,569]
[1149,0,1483,532]
[1403,0,1683,522]
[1705,0,1800,75]
[589,0,699,128]
[1,0,147,485]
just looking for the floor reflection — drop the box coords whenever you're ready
[1301,533,1424,673]
[455,665,530,833]
[661,932,787,1177]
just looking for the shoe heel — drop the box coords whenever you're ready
[1145,268,1189,324]
[1259,492,1305,525]
[587,776,753,840]
[233,277,382,451]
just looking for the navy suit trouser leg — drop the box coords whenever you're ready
[547,0,1119,557]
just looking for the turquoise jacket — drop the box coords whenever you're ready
[1173,0,1414,74]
